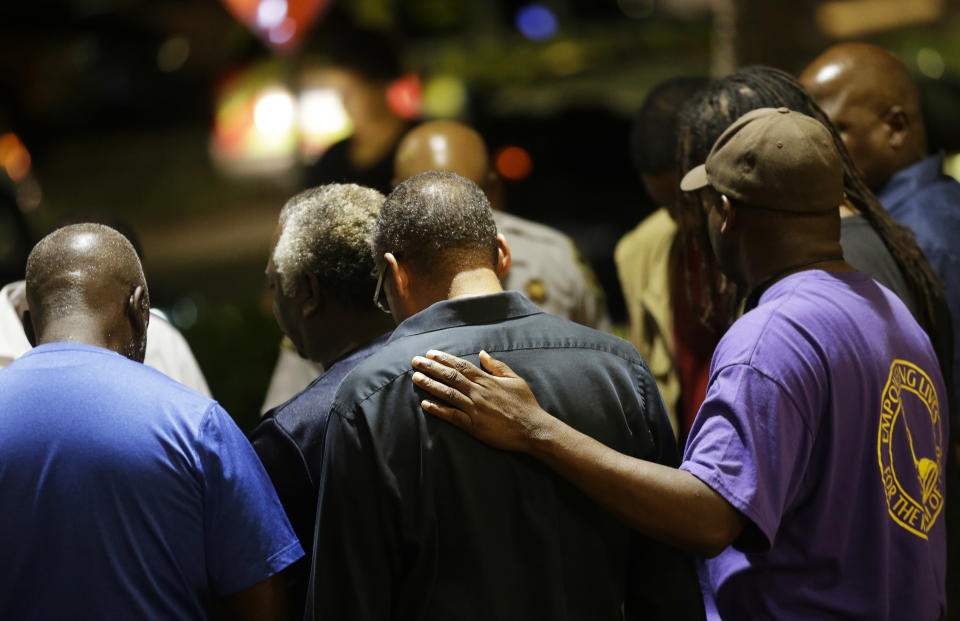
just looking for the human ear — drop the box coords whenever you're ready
[495,233,511,280]
[885,106,908,149]
[384,252,407,298]
[128,285,149,338]
[302,272,325,317]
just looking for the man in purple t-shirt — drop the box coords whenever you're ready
[407,108,948,619]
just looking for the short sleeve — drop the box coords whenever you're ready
[679,364,813,550]
[198,404,304,595]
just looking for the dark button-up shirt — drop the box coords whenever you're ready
[307,291,702,621]
[250,331,391,618]
[878,153,960,439]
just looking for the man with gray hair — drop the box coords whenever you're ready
[0,223,302,620]
[251,183,394,618]
[306,171,701,620]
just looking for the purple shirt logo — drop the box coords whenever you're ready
[878,359,944,539]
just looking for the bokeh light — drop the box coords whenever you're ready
[386,74,423,119]
[0,133,32,182]
[256,0,288,29]
[495,145,533,181]
[253,88,296,138]
[299,87,352,154]
[156,36,190,73]
[542,41,585,75]
[423,75,467,118]
[219,0,331,53]
[516,4,558,42]
[917,48,945,79]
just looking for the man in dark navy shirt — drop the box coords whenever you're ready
[306,171,702,620]
[251,183,394,618]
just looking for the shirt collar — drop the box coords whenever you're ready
[749,269,872,311]
[328,331,392,369]
[876,153,944,217]
[388,291,544,343]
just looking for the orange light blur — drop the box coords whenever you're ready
[0,133,31,182]
[495,146,533,181]
[386,74,422,120]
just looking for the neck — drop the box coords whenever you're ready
[399,267,504,322]
[446,267,504,300]
[37,318,126,355]
[311,311,393,368]
[742,242,850,299]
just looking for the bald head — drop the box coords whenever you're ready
[800,42,927,191]
[25,223,149,361]
[394,121,491,188]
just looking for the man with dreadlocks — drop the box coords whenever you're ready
[679,68,955,418]
[409,108,948,620]
[615,76,726,441]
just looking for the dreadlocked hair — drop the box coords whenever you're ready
[676,65,944,332]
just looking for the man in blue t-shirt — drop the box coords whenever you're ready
[409,109,948,619]
[0,223,303,620]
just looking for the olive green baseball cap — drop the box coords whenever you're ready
[680,107,844,213]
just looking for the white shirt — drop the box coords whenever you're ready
[0,280,211,397]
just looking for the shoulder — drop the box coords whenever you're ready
[493,211,576,250]
[615,208,677,265]
[336,314,646,418]
[900,174,960,223]
[260,363,347,441]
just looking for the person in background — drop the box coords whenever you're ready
[0,172,30,287]
[393,119,611,330]
[303,27,411,196]
[0,212,211,396]
[800,41,959,440]
[411,109,948,620]
[0,224,302,620]
[308,171,701,620]
[615,76,721,440]
[250,184,393,619]
[802,42,960,619]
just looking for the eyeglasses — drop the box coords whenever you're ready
[373,263,391,314]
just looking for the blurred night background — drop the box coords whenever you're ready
[3,0,960,430]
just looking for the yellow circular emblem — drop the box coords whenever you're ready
[877,359,944,539]
[525,278,548,304]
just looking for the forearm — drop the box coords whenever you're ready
[528,414,743,557]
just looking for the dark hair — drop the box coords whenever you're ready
[325,26,404,83]
[374,171,498,275]
[676,65,943,331]
[631,76,709,176]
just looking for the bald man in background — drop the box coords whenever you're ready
[394,120,611,330]
[802,42,960,620]
[0,224,302,620]
[801,43,960,405]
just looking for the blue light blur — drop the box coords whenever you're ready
[516,4,558,42]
